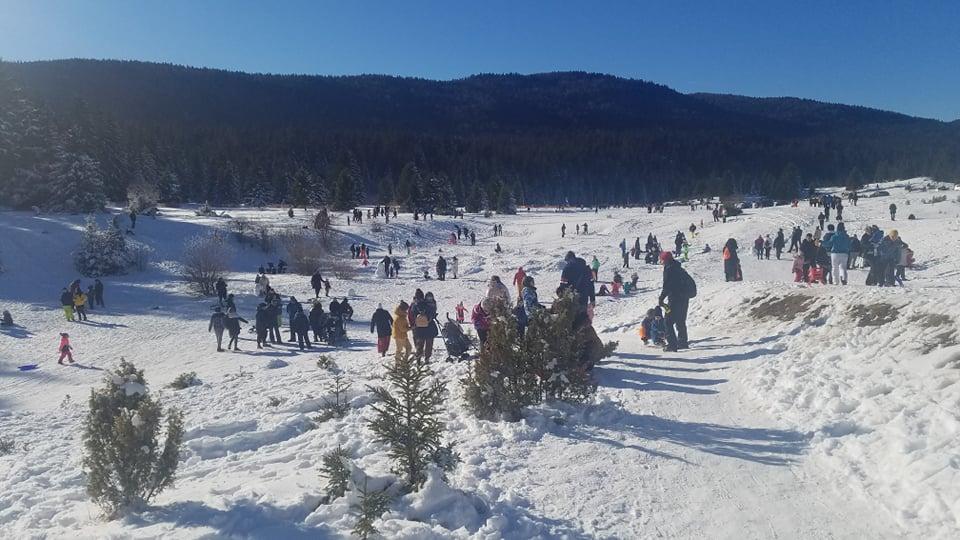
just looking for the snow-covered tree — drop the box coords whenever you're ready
[158,169,182,205]
[82,358,184,518]
[45,150,106,213]
[497,184,517,215]
[367,353,459,490]
[74,216,133,277]
[246,181,274,208]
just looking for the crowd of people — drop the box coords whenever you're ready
[43,189,921,367]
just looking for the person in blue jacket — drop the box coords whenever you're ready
[821,225,851,285]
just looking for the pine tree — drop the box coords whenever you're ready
[464,183,484,213]
[307,173,329,208]
[497,184,517,215]
[158,169,182,205]
[396,162,421,212]
[845,166,865,191]
[288,166,313,208]
[74,215,132,277]
[367,354,458,490]
[462,292,616,421]
[82,358,184,518]
[246,182,273,208]
[351,476,391,540]
[332,168,358,210]
[377,173,395,204]
[460,301,531,421]
[319,445,352,502]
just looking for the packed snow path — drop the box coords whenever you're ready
[2,179,959,538]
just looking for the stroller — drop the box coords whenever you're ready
[322,315,348,345]
[440,316,475,362]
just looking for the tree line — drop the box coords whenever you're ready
[2,60,958,213]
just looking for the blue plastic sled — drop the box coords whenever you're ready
[18,364,40,371]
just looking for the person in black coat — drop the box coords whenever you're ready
[559,251,596,306]
[329,298,343,319]
[370,304,394,357]
[309,302,327,342]
[292,309,312,350]
[799,234,818,282]
[254,303,272,348]
[215,277,228,305]
[411,292,439,361]
[286,296,302,342]
[436,256,447,281]
[93,279,105,307]
[224,308,248,351]
[789,227,802,253]
[311,272,324,298]
[773,230,786,260]
[658,252,693,352]
[341,298,354,320]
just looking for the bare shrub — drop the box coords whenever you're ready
[128,242,153,272]
[329,259,358,280]
[282,230,329,275]
[182,231,234,296]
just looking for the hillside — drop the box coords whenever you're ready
[1,179,959,537]
[2,60,958,209]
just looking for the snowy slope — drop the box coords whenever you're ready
[1,179,959,538]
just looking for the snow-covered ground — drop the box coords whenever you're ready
[2,179,959,539]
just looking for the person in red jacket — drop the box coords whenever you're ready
[471,302,491,346]
[512,267,527,299]
[57,333,74,365]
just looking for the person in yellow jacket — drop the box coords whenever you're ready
[392,301,412,361]
[73,290,89,321]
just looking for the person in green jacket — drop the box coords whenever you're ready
[590,256,601,281]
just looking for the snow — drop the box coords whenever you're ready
[1,178,960,538]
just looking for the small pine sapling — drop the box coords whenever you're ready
[319,445,352,502]
[368,353,458,490]
[82,358,184,518]
[168,371,200,390]
[351,476,391,540]
[316,373,352,422]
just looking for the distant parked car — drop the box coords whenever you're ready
[868,190,891,198]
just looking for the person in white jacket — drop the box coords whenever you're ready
[450,256,459,279]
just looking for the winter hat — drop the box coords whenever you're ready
[565,251,576,262]
[377,303,383,309]
[398,300,409,311]
[659,251,674,263]
[60,332,68,337]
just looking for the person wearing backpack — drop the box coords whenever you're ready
[658,251,695,352]
[411,291,439,361]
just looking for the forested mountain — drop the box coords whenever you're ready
[1,59,958,213]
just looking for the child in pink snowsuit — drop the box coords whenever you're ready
[58,333,74,364]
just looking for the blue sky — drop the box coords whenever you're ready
[2,0,958,120]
